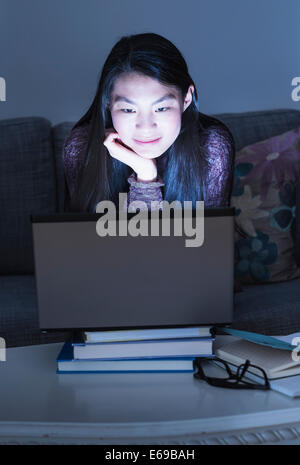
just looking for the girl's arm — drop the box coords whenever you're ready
[203,125,235,207]
[63,124,90,210]
[103,129,165,211]
[127,172,165,211]
[62,125,165,212]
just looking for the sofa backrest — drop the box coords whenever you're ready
[0,117,59,274]
[214,108,300,151]
[1,109,300,274]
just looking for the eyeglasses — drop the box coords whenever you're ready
[193,357,270,390]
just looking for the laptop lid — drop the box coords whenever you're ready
[30,208,234,331]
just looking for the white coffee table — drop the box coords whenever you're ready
[1,338,300,445]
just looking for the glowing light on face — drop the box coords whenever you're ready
[109,73,193,159]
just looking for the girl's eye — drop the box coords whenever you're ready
[120,107,170,114]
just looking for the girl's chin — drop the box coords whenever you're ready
[135,148,166,158]
[137,153,161,159]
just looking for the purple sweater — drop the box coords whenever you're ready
[63,120,235,211]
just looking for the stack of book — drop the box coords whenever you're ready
[214,327,300,397]
[56,326,215,373]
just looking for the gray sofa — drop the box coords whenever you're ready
[1,109,300,348]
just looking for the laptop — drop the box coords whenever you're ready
[30,208,235,331]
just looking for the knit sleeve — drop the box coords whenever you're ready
[203,125,235,207]
[127,172,165,212]
[62,124,89,210]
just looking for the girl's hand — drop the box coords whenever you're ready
[103,129,157,182]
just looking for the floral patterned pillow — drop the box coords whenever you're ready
[231,126,300,283]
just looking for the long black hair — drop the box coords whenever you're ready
[66,32,232,212]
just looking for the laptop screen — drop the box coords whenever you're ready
[31,208,234,331]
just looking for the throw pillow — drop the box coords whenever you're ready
[231,126,300,283]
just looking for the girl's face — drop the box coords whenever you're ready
[109,72,194,159]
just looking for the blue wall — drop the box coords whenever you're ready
[0,0,299,125]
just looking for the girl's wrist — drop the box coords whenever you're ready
[136,172,157,182]
[135,160,157,182]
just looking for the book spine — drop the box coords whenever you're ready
[57,369,195,374]
[84,327,213,343]
[72,353,215,361]
[73,336,215,347]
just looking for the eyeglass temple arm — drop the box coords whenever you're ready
[238,359,250,380]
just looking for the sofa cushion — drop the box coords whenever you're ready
[0,117,58,274]
[232,278,300,335]
[0,275,72,347]
[231,126,300,283]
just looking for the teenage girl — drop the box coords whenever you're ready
[63,32,235,213]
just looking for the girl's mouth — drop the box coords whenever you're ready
[134,138,161,145]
